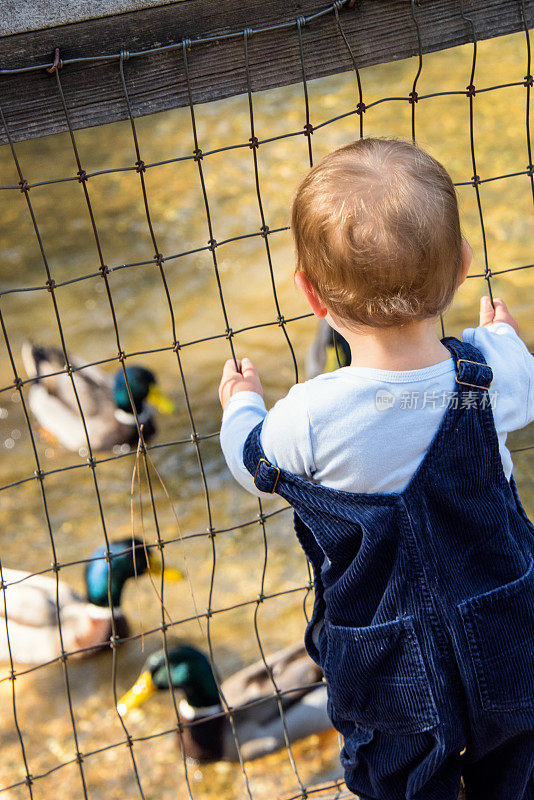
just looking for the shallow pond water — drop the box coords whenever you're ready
[0,29,533,800]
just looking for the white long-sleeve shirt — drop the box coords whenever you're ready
[220,323,534,498]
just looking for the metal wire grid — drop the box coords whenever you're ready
[0,0,532,798]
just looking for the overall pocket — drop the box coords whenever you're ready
[458,558,534,712]
[323,616,439,735]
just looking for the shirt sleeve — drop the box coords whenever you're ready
[219,383,314,498]
[462,321,534,431]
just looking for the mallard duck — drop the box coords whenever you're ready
[0,537,182,665]
[306,320,351,379]
[21,343,175,452]
[117,641,331,762]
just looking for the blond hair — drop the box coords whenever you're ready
[291,138,463,328]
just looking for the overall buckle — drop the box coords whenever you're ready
[253,458,280,494]
[455,358,492,391]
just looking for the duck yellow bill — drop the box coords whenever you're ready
[117,670,157,716]
[148,554,184,582]
[147,384,176,414]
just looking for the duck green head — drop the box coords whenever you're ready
[117,643,220,716]
[113,366,175,415]
[85,538,183,607]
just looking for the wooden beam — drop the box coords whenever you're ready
[0,0,530,145]
[0,0,191,37]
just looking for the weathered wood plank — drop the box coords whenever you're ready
[0,0,531,145]
[0,0,191,37]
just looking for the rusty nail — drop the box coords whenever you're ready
[46,48,60,74]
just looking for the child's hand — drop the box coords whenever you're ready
[219,357,263,411]
[479,296,519,335]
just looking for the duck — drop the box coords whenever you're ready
[21,342,175,452]
[117,641,331,762]
[0,537,183,665]
[306,319,351,379]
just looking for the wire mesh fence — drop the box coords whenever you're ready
[0,1,533,799]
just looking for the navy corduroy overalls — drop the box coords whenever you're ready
[242,336,534,800]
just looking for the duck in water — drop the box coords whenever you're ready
[0,538,182,665]
[117,640,331,761]
[21,343,174,452]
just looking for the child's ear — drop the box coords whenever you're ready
[294,271,328,318]
[457,238,472,287]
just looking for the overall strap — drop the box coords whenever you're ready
[441,336,493,393]
[437,336,507,487]
[242,421,282,494]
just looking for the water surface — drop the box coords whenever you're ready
[0,30,533,800]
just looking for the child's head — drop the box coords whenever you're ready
[291,138,465,329]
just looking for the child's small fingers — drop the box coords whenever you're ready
[479,295,494,326]
[492,298,511,320]
[222,358,240,377]
[491,297,519,333]
[240,357,257,378]
[218,373,240,405]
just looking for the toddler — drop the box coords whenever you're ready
[218,138,534,800]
